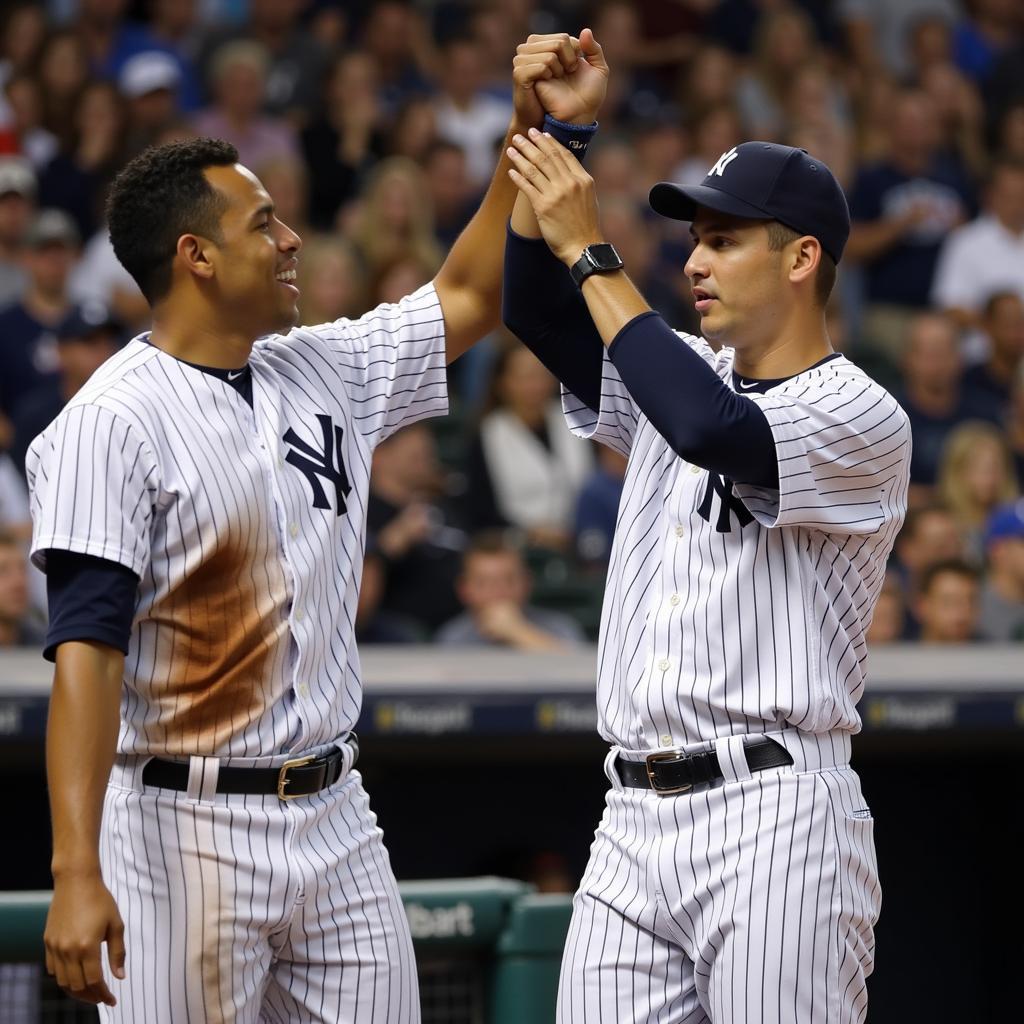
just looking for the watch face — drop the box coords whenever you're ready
[587,243,622,270]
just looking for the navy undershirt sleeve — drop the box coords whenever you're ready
[502,225,604,412]
[44,550,140,662]
[608,312,779,487]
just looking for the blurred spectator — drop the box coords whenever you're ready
[349,157,442,279]
[0,156,33,306]
[464,339,593,551]
[0,451,30,542]
[192,40,299,171]
[961,291,1024,415]
[9,301,122,475]
[931,159,1024,335]
[436,531,584,649]
[675,44,737,126]
[784,64,855,189]
[840,0,959,78]
[590,135,645,202]
[134,0,202,112]
[575,444,628,569]
[361,423,465,641]
[995,99,1024,162]
[897,313,996,493]
[67,220,149,333]
[893,502,965,595]
[0,530,43,646]
[71,0,152,82]
[708,0,839,57]
[917,59,987,178]
[423,139,477,250]
[0,3,47,130]
[198,0,329,121]
[599,194,691,330]
[37,80,126,239]
[295,237,366,327]
[936,420,1019,563]
[432,34,512,188]
[865,572,907,644]
[370,253,436,307]
[847,88,974,362]
[302,51,385,231]
[906,13,955,79]
[736,7,833,141]
[953,0,1021,85]
[913,558,981,642]
[978,499,1024,641]
[3,71,58,169]
[384,95,439,164]
[118,51,182,157]
[358,0,434,118]
[37,30,91,152]
[0,208,79,423]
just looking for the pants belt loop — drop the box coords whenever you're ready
[716,735,753,784]
[186,755,219,802]
[604,746,625,792]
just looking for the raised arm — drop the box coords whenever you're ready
[435,31,608,363]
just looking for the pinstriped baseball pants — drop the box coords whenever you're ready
[557,733,880,1024]
[96,754,419,1024]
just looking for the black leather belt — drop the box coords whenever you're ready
[141,735,358,801]
[615,737,792,795]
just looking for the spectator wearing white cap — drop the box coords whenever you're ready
[979,500,1024,641]
[119,50,182,155]
[0,156,34,307]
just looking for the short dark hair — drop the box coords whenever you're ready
[764,221,836,307]
[106,138,239,304]
[917,558,979,598]
[462,530,523,569]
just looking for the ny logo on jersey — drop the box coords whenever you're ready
[283,415,352,515]
[708,147,739,178]
[696,472,754,533]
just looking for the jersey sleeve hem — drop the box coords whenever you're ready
[31,535,146,578]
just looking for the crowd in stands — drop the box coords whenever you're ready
[0,0,1021,650]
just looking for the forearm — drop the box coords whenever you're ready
[844,221,904,263]
[47,641,124,879]
[435,117,540,362]
[502,225,604,410]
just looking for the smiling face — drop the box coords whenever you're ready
[684,208,792,348]
[198,163,302,337]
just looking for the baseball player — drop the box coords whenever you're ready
[503,41,910,1023]
[30,35,589,1023]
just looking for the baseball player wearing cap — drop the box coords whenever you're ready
[503,53,910,1023]
[29,34,589,1022]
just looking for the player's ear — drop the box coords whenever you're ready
[787,236,820,290]
[176,233,216,282]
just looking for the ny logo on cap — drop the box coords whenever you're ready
[708,147,739,178]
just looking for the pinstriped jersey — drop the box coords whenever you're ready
[27,283,447,759]
[563,334,911,751]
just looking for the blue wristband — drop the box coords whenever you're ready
[542,113,598,162]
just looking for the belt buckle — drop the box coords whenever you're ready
[277,755,315,800]
[644,749,693,796]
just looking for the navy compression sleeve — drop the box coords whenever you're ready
[502,225,604,412]
[44,550,139,662]
[608,312,779,487]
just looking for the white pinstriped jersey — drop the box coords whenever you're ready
[27,283,447,759]
[564,334,911,751]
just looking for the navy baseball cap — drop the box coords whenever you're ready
[649,142,850,264]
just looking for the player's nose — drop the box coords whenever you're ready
[278,222,302,255]
[683,246,706,283]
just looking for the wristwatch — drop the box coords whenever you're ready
[570,243,624,288]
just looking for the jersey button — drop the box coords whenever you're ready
[690,464,701,474]
[660,734,673,747]
[669,593,681,606]
[657,658,671,672]
[289,522,299,538]
[296,683,310,699]
[277,455,284,469]
[295,609,305,623]
[674,525,685,538]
